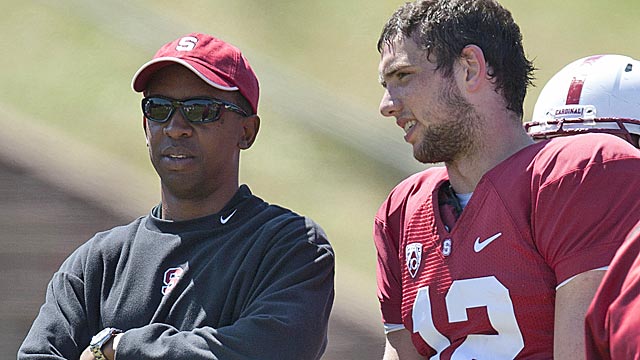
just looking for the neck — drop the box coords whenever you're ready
[446,122,533,194]
[160,181,239,221]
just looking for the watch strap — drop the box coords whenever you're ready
[90,327,122,360]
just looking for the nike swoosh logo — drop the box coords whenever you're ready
[474,232,502,253]
[220,209,237,224]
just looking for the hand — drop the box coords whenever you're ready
[79,347,96,360]
[79,334,120,360]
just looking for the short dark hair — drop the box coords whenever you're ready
[378,0,535,116]
[232,92,254,116]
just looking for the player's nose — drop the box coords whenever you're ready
[380,90,402,118]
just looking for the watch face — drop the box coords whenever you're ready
[92,328,113,344]
[91,327,120,348]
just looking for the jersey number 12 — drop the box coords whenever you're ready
[412,276,524,359]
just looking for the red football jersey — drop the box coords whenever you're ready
[585,221,640,360]
[375,134,640,358]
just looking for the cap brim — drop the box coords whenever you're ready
[131,57,239,93]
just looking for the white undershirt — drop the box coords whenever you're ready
[456,192,473,209]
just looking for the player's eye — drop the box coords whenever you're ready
[397,72,411,80]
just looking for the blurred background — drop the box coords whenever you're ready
[1,0,638,358]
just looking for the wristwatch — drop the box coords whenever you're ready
[90,327,122,360]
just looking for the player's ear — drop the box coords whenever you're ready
[238,115,260,150]
[459,45,487,93]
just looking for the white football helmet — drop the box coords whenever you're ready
[525,54,640,148]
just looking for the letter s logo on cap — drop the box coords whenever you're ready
[176,36,198,51]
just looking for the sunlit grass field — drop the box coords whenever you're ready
[2,0,638,297]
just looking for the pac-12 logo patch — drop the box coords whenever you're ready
[406,243,423,278]
[161,267,185,296]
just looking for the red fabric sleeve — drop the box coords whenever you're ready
[533,155,640,284]
[585,223,640,360]
[374,214,403,324]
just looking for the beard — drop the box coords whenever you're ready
[413,80,482,164]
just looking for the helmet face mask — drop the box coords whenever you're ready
[525,54,640,148]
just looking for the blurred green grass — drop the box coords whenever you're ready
[1,0,638,288]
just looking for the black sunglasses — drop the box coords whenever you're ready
[142,96,248,123]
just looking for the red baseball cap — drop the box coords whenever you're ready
[131,33,259,113]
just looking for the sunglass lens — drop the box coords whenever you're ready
[144,98,173,122]
[183,100,222,122]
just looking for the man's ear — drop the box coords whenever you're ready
[238,115,260,150]
[459,44,487,93]
[142,116,150,146]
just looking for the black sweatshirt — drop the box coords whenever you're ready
[19,185,335,359]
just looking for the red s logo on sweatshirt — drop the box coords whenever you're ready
[161,267,185,296]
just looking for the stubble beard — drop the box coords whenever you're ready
[413,80,482,164]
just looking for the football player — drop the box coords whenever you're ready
[374,1,640,359]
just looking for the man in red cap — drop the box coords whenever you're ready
[18,33,335,360]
